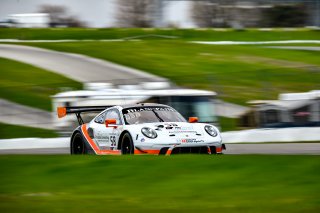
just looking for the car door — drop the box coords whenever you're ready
[92,111,109,149]
[94,108,122,150]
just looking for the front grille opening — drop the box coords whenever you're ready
[171,146,209,154]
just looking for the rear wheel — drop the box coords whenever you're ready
[71,132,88,154]
[121,133,134,155]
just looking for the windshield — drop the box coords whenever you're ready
[122,106,186,125]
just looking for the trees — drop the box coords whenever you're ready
[191,1,308,28]
[262,4,308,27]
[192,0,233,28]
[116,0,157,27]
[38,5,66,24]
[38,4,86,27]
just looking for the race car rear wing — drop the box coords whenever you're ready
[57,106,113,125]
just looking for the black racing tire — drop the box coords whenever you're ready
[121,132,134,155]
[71,132,88,155]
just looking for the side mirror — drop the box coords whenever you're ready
[189,117,198,123]
[105,119,117,128]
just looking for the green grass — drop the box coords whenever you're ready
[0,57,82,111]
[219,117,238,131]
[22,41,320,105]
[0,123,58,139]
[0,28,320,41]
[1,28,319,105]
[0,155,319,212]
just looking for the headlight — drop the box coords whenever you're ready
[204,125,218,137]
[141,127,157,139]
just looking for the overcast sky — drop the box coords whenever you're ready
[0,0,195,27]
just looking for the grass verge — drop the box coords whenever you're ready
[0,57,82,111]
[219,117,238,131]
[23,41,320,105]
[0,123,58,139]
[1,28,319,106]
[0,155,319,212]
[0,28,319,41]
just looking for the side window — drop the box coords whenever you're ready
[94,112,106,124]
[105,109,122,125]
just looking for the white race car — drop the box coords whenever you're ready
[57,103,225,155]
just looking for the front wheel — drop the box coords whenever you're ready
[71,132,88,155]
[121,133,134,155]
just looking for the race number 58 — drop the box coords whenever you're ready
[110,136,116,147]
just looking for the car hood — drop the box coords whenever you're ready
[129,122,207,136]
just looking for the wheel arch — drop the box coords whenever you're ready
[117,130,133,150]
[70,126,94,154]
[70,127,82,153]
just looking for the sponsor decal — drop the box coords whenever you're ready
[124,107,176,114]
[98,143,108,147]
[169,130,197,134]
[174,127,193,130]
[164,123,178,129]
[155,125,164,129]
[96,130,109,146]
[95,130,109,141]
[167,123,178,127]
[177,139,205,143]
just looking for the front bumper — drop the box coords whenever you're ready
[134,143,226,155]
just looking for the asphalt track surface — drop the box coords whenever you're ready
[0,44,247,129]
[0,99,54,129]
[0,44,166,128]
[0,44,165,83]
[1,143,320,155]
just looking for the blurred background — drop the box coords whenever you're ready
[1,2,320,212]
[1,0,320,28]
[0,0,319,141]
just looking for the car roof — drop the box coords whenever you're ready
[120,103,171,109]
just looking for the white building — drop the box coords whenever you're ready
[8,13,50,28]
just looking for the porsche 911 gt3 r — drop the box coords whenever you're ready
[57,103,225,155]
